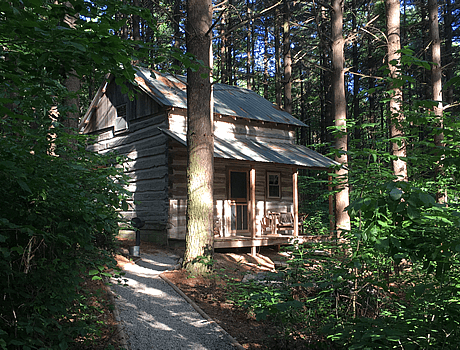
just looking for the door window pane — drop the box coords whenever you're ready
[231,203,248,231]
[230,172,247,199]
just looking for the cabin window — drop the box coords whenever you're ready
[114,104,128,131]
[267,172,281,198]
[229,170,249,232]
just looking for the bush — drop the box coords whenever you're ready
[225,181,460,349]
[0,118,130,349]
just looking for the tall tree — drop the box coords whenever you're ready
[220,2,229,84]
[246,0,253,89]
[263,16,270,99]
[172,0,183,73]
[444,0,454,107]
[331,0,350,236]
[275,5,282,107]
[429,0,445,202]
[386,0,408,181]
[183,0,214,275]
[283,0,292,114]
[62,4,80,132]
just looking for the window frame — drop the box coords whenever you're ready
[267,171,281,199]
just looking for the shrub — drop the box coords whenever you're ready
[0,119,130,349]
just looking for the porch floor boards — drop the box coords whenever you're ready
[214,234,328,249]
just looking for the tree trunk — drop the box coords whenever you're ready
[283,0,292,114]
[429,0,445,203]
[228,0,234,85]
[275,6,282,108]
[220,6,228,84]
[263,19,269,99]
[62,2,80,133]
[172,0,182,73]
[246,0,252,89]
[386,0,408,181]
[331,0,350,237]
[63,73,80,131]
[133,0,141,41]
[444,0,453,106]
[184,0,214,275]
[352,0,360,144]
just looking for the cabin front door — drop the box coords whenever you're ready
[229,170,249,233]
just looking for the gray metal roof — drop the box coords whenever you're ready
[159,128,337,169]
[135,66,305,127]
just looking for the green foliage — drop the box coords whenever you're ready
[0,0,187,348]
[224,49,460,349]
[298,172,331,235]
[0,118,131,349]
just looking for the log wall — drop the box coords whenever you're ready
[84,84,299,244]
[84,82,170,244]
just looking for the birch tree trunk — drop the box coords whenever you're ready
[331,0,350,237]
[386,0,408,181]
[184,0,214,275]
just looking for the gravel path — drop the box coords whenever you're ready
[111,251,239,350]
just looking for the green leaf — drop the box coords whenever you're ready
[389,188,402,201]
[407,205,419,220]
[413,284,425,297]
[443,76,460,90]
[68,41,86,52]
[418,192,435,207]
[11,246,24,255]
[88,269,99,276]
[17,179,32,193]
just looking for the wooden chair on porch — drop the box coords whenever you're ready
[261,212,278,234]
[276,212,295,233]
[262,212,295,234]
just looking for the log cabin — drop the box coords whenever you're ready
[80,66,337,250]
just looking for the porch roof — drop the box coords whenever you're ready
[160,128,337,169]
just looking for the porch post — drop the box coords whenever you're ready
[293,168,299,236]
[250,167,256,255]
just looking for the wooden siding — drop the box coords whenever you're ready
[168,109,187,134]
[167,111,296,145]
[83,82,160,134]
[167,153,296,241]
[84,80,300,245]
[84,81,169,243]
[214,116,296,143]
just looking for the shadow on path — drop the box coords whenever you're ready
[111,252,237,350]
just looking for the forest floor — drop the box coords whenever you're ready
[91,239,327,350]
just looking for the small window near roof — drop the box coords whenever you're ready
[267,172,280,198]
[115,104,127,131]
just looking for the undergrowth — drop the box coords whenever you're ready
[225,182,460,349]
